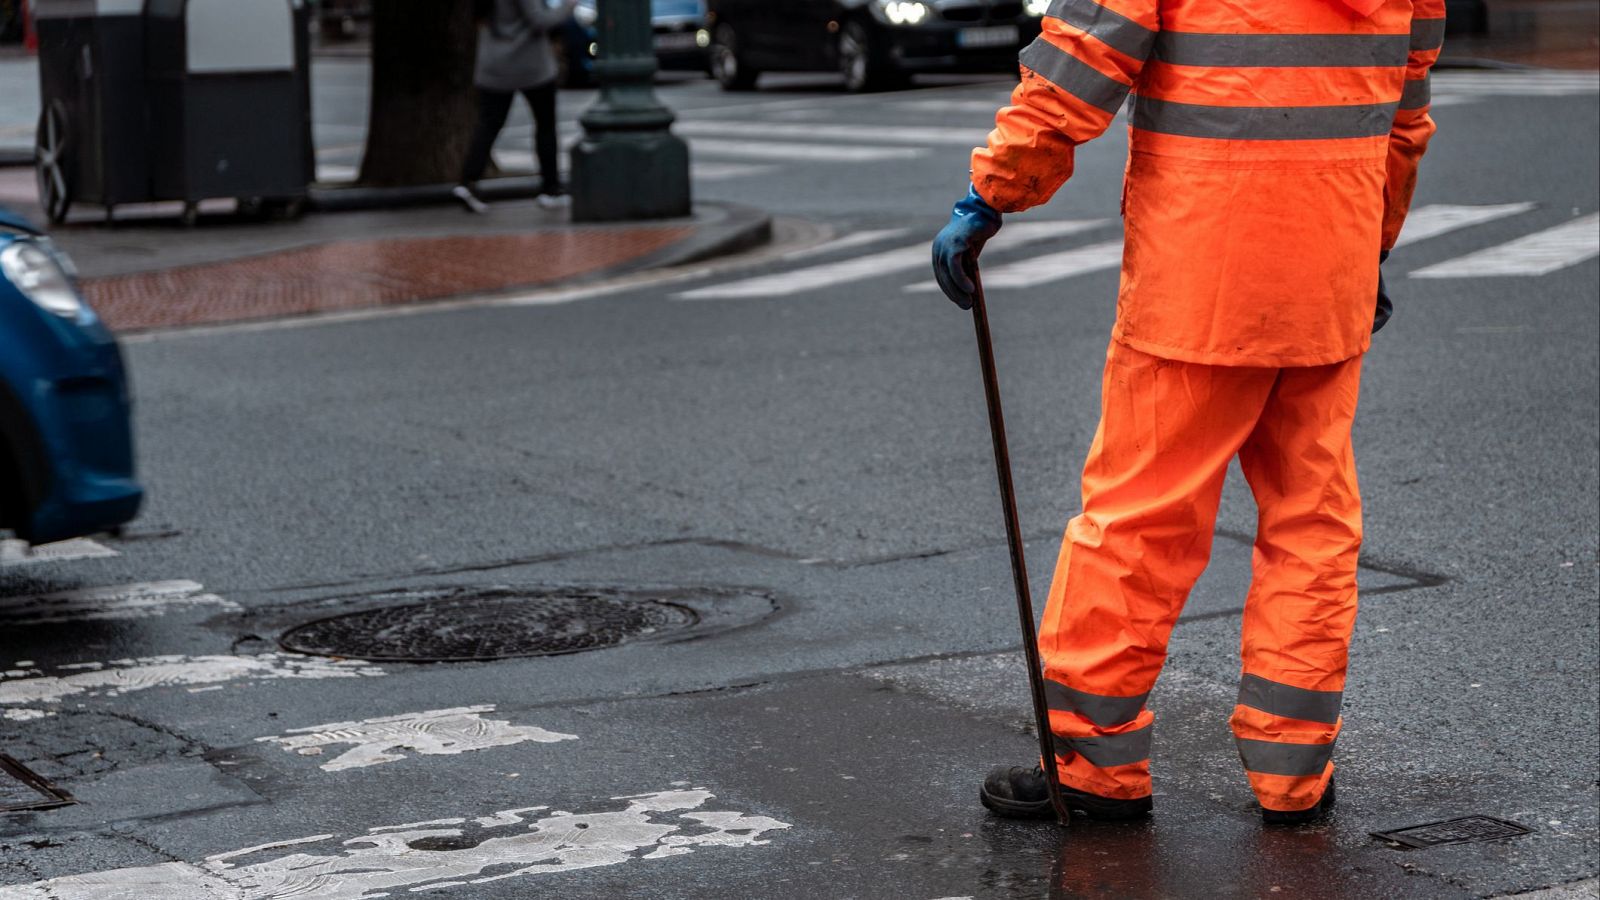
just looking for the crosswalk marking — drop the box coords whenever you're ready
[676,119,987,146]
[907,238,1124,292]
[1393,203,1537,247]
[1412,213,1600,278]
[257,705,577,772]
[676,220,1104,300]
[0,654,385,706]
[692,160,777,182]
[0,790,789,899]
[690,138,928,162]
[779,228,911,261]
[0,580,238,627]
[0,537,118,566]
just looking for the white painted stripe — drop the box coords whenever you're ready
[677,220,1105,300]
[2,708,53,721]
[692,160,777,182]
[0,654,385,706]
[1392,203,1537,248]
[0,537,118,566]
[906,238,1124,291]
[0,790,789,898]
[257,705,577,771]
[0,580,238,626]
[894,98,1014,114]
[779,229,911,262]
[1412,213,1600,278]
[690,138,928,163]
[676,119,989,146]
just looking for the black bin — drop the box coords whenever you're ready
[33,0,312,225]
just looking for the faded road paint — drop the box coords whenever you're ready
[0,790,789,898]
[0,654,385,706]
[0,538,118,567]
[0,580,239,626]
[256,705,577,771]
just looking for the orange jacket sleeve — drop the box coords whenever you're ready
[971,0,1160,213]
[1382,0,1446,250]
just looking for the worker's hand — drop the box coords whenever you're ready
[1373,250,1392,334]
[932,185,1003,310]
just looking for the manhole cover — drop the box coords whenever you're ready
[1371,815,1535,850]
[0,754,75,813]
[278,588,699,662]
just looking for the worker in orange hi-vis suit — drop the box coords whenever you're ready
[931,0,1443,825]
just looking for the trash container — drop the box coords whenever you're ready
[31,0,152,224]
[32,0,311,225]
[145,0,312,222]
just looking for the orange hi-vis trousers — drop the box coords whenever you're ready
[1041,341,1364,813]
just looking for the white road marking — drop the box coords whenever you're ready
[2,708,53,721]
[1392,203,1537,248]
[692,160,778,182]
[894,98,1015,114]
[677,220,1105,300]
[0,790,789,899]
[256,705,577,771]
[0,538,118,566]
[1433,71,1600,97]
[906,237,1125,291]
[0,580,238,626]
[1411,213,1600,278]
[676,118,988,146]
[778,228,911,262]
[689,138,928,163]
[0,654,385,706]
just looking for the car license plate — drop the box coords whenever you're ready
[958,25,1019,48]
[654,31,699,52]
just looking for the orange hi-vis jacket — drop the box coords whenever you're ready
[971,0,1445,367]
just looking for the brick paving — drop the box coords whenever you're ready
[81,227,694,331]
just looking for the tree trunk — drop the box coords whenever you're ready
[357,0,478,187]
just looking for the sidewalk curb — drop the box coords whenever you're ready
[306,175,546,213]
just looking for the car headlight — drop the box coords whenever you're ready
[1025,0,1050,15]
[875,0,930,25]
[573,3,596,26]
[1,240,85,320]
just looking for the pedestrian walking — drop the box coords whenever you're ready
[454,0,578,213]
[933,0,1443,825]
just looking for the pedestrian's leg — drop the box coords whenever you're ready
[1231,355,1364,814]
[525,83,562,194]
[460,89,515,186]
[1039,341,1277,801]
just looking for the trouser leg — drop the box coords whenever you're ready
[523,82,562,192]
[460,88,515,186]
[1231,355,1364,812]
[1040,341,1278,800]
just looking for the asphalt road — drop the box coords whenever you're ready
[1,58,1598,899]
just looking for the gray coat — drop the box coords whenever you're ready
[475,0,575,91]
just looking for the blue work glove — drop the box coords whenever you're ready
[932,185,1003,310]
[1373,250,1392,334]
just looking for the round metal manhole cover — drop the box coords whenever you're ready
[278,588,699,662]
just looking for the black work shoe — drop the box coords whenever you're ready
[979,765,1154,821]
[1261,776,1337,826]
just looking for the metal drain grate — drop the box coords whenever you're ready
[279,588,699,662]
[1371,815,1534,849]
[0,754,75,813]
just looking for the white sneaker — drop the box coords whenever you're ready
[452,184,489,214]
[536,192,572,210]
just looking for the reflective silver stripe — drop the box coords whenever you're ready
[1061,726,1153,767]
[1045,0,1157,61]
[1411,17,1447,51]
[1131,96,1399,140]
[1237,674,1343,724]
[1021,38,1134,114]
[1045,681,1148,728]
[1152,32,1410,68]
[1399,75,1431,110]
[1236,738,1335,776]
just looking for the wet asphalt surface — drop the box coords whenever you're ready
[0,57,1597,898]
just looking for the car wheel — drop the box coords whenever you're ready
[839,21,901,92]
[711,23,759,91]
[34,102,73,226]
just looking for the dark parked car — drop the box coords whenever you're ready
[561,0,710,87]
[705,0,1045,92]
[0,208,140,546]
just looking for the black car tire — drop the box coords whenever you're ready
[34,102,73,226]
[839,21,904,93]
[711,23,759,91]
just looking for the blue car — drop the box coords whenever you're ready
[0,208,141,545]
[560,0,710,86]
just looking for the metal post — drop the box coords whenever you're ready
[569,0,692,222]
